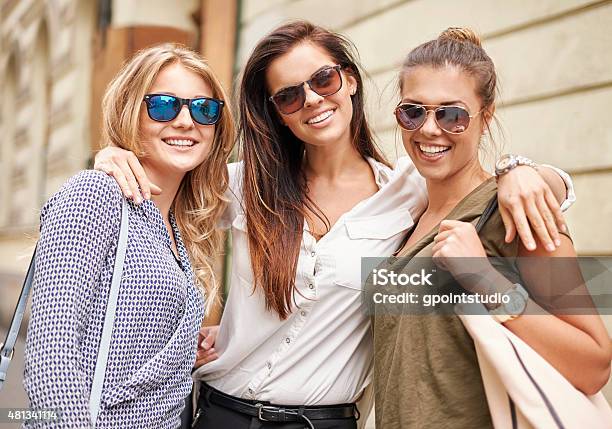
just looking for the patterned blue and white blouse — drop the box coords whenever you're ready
[23,170,205,428]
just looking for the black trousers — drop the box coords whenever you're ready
[193,384,358,429]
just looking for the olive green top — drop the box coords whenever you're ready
[371,178,518,429]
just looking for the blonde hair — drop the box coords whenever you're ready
[101,43,235,314]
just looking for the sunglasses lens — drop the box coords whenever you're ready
[146,95,180,121]
[436,106,470,133]
[191,98,222,125]
[310,67,342,96]
[396,105,426,130]
[272,86,305,115]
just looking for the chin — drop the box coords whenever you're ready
[407,155,446,182]
[304,127,348,147]
[421,170,450,182]
[177,163,204,174]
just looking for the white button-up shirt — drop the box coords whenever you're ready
[192,158,575,406]
[192,157,428,405]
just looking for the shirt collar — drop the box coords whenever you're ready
[169,210,192,274]
[139,200,190,271]
[365,157,393,189]
[140,200,170,246]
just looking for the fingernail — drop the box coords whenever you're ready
[144,191,151,200]
[561,224,568,233]
[554,239,561,247]
[546,244,555,252]
[134,196,142,205]
[528,242,536,250]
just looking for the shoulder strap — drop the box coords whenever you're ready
[475,195,499,234]
[0,199,130,406]
[89,197,130,426]
[0,245,37,389]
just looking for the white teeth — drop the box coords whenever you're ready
[307,110,334,124]
[418,143,450,154]
[165,139,196,147]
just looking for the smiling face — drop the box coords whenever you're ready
[139,62,216,179]
[399,65,490,183]
[266,42,357,148]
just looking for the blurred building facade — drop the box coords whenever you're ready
[0,0,610,409]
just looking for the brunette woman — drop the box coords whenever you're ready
[371,28,611,428]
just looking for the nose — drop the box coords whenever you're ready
[172,105,195,129]
[303,83,324,109]
[420,109,442,137]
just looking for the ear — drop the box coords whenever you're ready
[482,104,496,133]
[345,73,358,96]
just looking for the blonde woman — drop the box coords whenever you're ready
[23,44,234,428]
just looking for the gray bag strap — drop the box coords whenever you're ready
[0,197,129,426]
[0,246,37,389]
[89,197,130,426]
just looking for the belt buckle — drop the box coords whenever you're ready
[256,404,279,422]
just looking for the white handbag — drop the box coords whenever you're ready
[457,307,612,429]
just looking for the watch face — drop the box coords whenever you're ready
[503,290,527,315]
[497,157,512,170]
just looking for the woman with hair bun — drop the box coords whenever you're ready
[371,27,611,428]
[23,43,234,427]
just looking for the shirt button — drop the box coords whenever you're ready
[301,311,307,317]
[310,251,316,257]
[267,362,272,369]
[308,283,314,290]
[285,338,291,344]
[248,388,254,394]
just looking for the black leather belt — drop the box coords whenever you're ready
[199,382,357,423]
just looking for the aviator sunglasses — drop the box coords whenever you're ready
[269,65,344,115]
[143,94,224,125]
[394,103,483,134]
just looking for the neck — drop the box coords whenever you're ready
[303,138,366,181]
[425,159,491,215]
[141,163,184,220]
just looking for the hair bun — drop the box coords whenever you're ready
[439,27,482,47]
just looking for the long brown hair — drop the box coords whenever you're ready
[239,20,387,319]
[101,43,235,314]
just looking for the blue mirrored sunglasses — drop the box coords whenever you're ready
[143,94,224,125]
